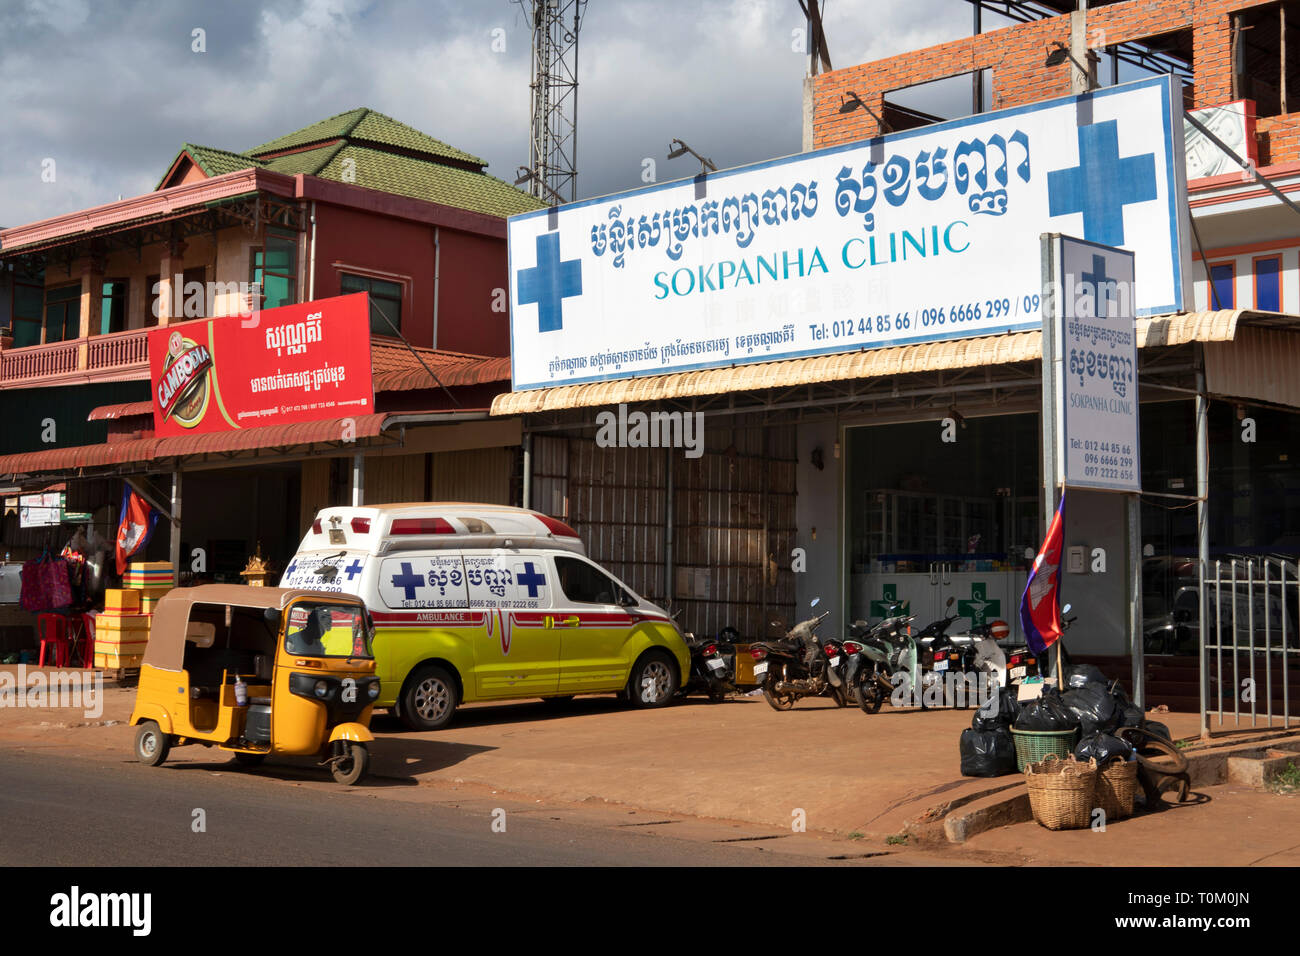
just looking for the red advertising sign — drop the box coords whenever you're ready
[149,292,375,437]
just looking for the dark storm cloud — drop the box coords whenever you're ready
[0,0,975,227]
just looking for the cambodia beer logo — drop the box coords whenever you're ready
[156,330,214,428]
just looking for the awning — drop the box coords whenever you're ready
[491,310,1252,416]
[0,409,490,479]
[86,401,153,421]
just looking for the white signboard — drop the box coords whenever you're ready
[509,76,1191,390]
[19,492,63,528]
[1055,236,1141,493]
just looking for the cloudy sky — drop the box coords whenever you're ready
[0,0,1017,227]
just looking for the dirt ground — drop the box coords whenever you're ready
[1,666,1294,866]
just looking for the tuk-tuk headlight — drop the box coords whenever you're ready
[367,680,380,699]
[314,680,330,699]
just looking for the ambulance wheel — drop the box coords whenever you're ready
[134,721,170,767]
[628,652,678,708]
[400,665,458,731]
[331,743,369,785]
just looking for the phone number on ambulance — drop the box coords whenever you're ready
[818,295,1041,339]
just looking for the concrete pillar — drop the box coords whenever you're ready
[157,239,187,326]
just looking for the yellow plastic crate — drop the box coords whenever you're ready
[95,651,143,669]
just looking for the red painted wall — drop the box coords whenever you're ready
[309,202,510,357]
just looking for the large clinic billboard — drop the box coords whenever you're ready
[149,292,374,437]
[508,76,1192,390]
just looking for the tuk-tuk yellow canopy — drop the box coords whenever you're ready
[141,584,364,672]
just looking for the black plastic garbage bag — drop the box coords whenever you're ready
[1066,663,1110,689]
[1140,719,1173,743]
[1013,687,1081,732]
[1062,681,1120,736]
[960,727,1018,777]
[1075,731,1134,765]
[1116,700,1144,728]
[971,685,1021,731]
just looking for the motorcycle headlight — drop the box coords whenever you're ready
[367,680,381,699]
[314,680,330,699]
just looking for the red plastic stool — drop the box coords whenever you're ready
[37,613,70,667]
[77,613,96,669]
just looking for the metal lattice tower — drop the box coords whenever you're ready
[523,0,586,204]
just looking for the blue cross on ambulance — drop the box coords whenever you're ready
[280,503,690,730]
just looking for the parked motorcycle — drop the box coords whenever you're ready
[842,607,918,713]
[681,629,735,703]
[750,610,848,710]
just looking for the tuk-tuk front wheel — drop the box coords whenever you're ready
[134,721,170,767]
[330,742,369,785]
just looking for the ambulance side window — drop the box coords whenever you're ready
[554,556,623,606]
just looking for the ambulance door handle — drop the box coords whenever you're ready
[560,616,580,627]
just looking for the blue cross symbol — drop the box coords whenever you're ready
[1047,120,1157,248]
[391,562,424,601]
[344,559,364,581]
[285,560,298,577]
[1081,254,1118,317]
[516,561,547,598]
[516,232,582,333]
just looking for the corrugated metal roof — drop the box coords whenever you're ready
[1205,325,1300,408]
[0,413,389,477]
[491,310,1247,416]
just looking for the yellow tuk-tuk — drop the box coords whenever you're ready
[128,585,379,784]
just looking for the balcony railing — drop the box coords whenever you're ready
[0,327,151,387]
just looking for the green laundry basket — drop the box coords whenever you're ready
[1011,728,1079,772]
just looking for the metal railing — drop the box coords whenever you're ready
[1203,556,1297,730]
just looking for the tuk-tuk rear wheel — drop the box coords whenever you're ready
[331,742,369,785]
[134,722,170,767]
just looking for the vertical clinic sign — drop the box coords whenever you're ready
[149,292,375,437]
[508,75,1192,390]
[1049,235,1141,494]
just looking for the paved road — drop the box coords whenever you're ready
[0,750,844,867]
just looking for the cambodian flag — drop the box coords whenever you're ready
[115,486,160,574]
[1021,494,1065,655]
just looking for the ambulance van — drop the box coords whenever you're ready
[280,503,690,730]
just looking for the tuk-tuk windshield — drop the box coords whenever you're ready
[284,601,374,659]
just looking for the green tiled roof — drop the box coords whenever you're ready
[248,108,484,168]
[157,108,544,219]
[314,144,546,218]
[156,143,264,188]
[260,142,345,177]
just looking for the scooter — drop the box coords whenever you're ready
[681,630,735,702]
[750,610,847,710]
[843,606,918,713]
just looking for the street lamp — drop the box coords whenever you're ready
[1045,41,1100,90]
[514,166,565,206]
[837,91,892,133]
[667,138,717,175]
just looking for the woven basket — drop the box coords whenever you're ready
[1096,757,1138,821]
[1011,727,1079,772]
[1025,754,1099,830]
